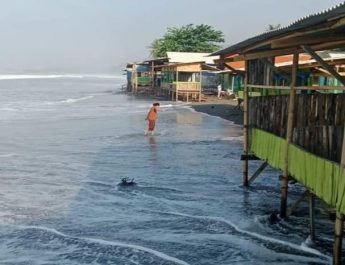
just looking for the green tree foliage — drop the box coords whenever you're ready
[150,24,225,58]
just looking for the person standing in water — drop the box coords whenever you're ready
[145,102,160,135]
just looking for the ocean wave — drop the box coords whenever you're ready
[0,74,125,80]
[12,225,190,265]
[157,211,331,262]
[0,107,20,112]
[62,95,94,104]
[0,153,19,158]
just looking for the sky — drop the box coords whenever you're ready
[0,0,343,74]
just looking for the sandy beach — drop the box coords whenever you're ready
[191,96,243,125]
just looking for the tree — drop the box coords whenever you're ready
[266,24,281,31]
[150,24,225,58]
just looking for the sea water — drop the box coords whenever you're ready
[0,76,334,264]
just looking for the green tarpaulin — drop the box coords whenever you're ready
[250,128,345,214]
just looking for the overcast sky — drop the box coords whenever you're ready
[0,0,343,73]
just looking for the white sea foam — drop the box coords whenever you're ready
[12,225,190,265]
[161,212,331,262]
[0,74,124,80]
[61,95,94,104]
[220,136,243,141]
[0,153,19,158]
[0,107,19,112]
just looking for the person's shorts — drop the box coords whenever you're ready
[148,120,156,131]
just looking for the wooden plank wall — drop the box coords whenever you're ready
[249,93,345,163]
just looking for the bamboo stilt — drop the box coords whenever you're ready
[243,60,249,187]
[309,193,316,242]
[280,52,299,218]
[333,212,344,265]
[248,161,268,185]
[333,122,345,264]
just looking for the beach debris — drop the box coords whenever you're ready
[118,177,136,187]
[268,212,281,224]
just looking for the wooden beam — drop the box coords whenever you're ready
[259,58,291,82]
[315,67,332,76]
[272,35,345,49]
[248,162,268,185]
[280,51,299,218]
[302,45,345,86]
[216,56,244,63]
[331,16,345,28]
[244,48,299,60]
[243,60,249,187]
[242,40,345,61]
[223,64,245,76]
[309,193,316,242]
[287,190,309,217]
[240,154,260,161]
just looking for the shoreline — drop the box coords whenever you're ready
[191,97,243,125]
[127,92,243,125]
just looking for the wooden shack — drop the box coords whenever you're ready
[213,2,345,264]
[161,62,203,102]
[126,62,151,93]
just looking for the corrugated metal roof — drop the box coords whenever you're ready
[212,1,345,56]
[166,52,219,64]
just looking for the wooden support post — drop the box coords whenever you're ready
[309,193,316,242]
[333,212,344,265]
[243,60,249,187]
[333,123,345,265]
[287,190,309,217]
[248,161,268,185]
[200,71,202,102]
[302,45,345,86]
[259,58,291,83]
[280,52,299,218]
[151,61,154,94]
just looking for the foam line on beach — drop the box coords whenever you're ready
[12,225,190,265]
[0,74,124,80]
[159,212,331,262]
[61,95,94,104]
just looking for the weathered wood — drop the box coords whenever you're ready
[281,52,299,218]
[333,122,345,265]
[249,93,345,163]
[248,162,269,185]
[260,58,291,83]
[287,190,309,217]
[243,60,250,187]
[240,154,260,161]
[309,193,316,242]
[302,45,345,86]
[333,212,344,265]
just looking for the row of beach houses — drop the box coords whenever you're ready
[125,50,345,102]
[126,2,345,263]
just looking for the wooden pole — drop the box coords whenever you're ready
[280,52,299,218]
[333,124,345,265]
[309,193,316,242]
[333,212,344,265]
[199,71,202,102]
[248,161,268,185]
[243,60,249,187]
[176,71,179,102]
[302,45,345,86]
[151,61,155,94]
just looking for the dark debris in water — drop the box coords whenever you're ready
[118,177,137,187]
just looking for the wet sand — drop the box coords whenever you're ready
[191,96,243,125]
